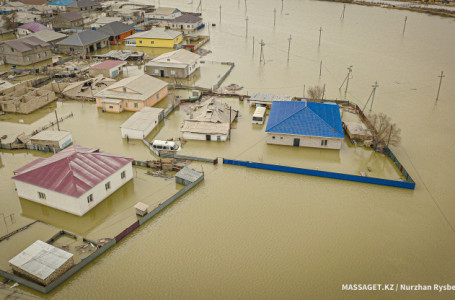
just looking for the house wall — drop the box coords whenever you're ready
[144,86,168,107]
[57,38,109,55]
[170,20,203,32]
[97,100,122,113]
[182,132,228,142]
[111,30,135,43]
[66,5,100,13]
[30,133,72,149]
[136,34,183,48]
[0,88,57,114]
[145,64,187,78]
[52,17,83,29]
[266,133,342,150]
[121,118,158,139]
[13,162,133,216]
[0,44,51,66]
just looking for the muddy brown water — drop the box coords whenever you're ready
[1,0,455,298]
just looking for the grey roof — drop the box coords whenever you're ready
[2,36,49,52]
[58,12,83,22]
[98,21,134,36]
[175,167,203,184]
[249,93,293,102]
[171,13,202,24]
[120,107,164,131]
[31,130,71,142]
[30,30,67,43]
[57,30,109,46]
[67,0,100,8]
[9,240,73,281]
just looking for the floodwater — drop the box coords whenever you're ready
[1,0,455,298]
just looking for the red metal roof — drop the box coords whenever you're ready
[12,145,133,198]
[90,60,126,70]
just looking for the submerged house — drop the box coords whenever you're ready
[180,98,238,142]
[12,145,133,216]
[144,49,200,78]
[98,21,135,45]
[120,107,164,139]
[0,36,51,66]
[56,30,109,55]
[125,27,183,48]
[52,12,84,29]
[89,60,127,78]
[66,0,101,13]
[29,30,67,46]
[94,74,168,113]
[168,14,203,32]
[17,22,52,36]
[147,7,181,21]
[265,100,344,150]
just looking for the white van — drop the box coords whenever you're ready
[252,106,266,124]
[150,140,180,155]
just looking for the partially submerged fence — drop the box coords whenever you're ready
[0,173,204,294]
[223,159,415,190]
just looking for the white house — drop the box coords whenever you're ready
[180,98,238,142]
[265,100,344,150]
[146,7,181,21]
[168,13,203,32]
[120,107,164,139]
[12,145,133,216]
[30,130,72,149]
[144,49,201,79]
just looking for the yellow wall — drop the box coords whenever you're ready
[136,34,183,48]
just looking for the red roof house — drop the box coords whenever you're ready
[12,145,133,216]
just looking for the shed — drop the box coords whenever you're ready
[89,60,127,78]
[120,107,164,139]
[175,167,203,186]
[134,202,149,216]
[248,93,294,107]
[8,240,74,286]
[343,122,372,141]
[30,130,72,149]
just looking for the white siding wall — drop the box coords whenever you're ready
[183,132,228,142]
[187,59,200,76]
[13,162,133,216]
[58,133,73,148]
[266,133,342,150]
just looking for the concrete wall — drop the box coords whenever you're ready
[52,17,83,29]
[57,38,109,55]
[0,43,51,66]
[266,133,342,150]
[145,64,187,78]
[13,162,133,216]
[0,87,57,114]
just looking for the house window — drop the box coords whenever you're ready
[105,181,111,190]
[44,52,47,57]
[70,47,74,52]
[38,192,46,200]
[321,140,328,146]
[121,171,126,179]
[87,194,93,203]
[37,53,40,58]
[151,41,154,44]
[156,93,159,99]
[280,137,283,140]
[11,48,14,52]
[125,102,128,107]
[139,40,142,44]
[27,56,31,61]
[109,106,113,109]
[134,103,138,108]
[272,136,275,139]
[154,69,159,74]
[170,70,175,75]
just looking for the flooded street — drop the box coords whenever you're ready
[1,0,455,298]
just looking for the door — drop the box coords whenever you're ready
[293,138,300,147]
[206,135,211,141]
[160,70,164,77]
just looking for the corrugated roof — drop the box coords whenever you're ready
[18,22,52,33]
[67,0,99,8]
[127,27,182,40]
[265,101,344,139]
[189,98,237,124]
[148,49,200,66]
[120,107,163,131]
[90,59,126,70]
[58,12,83,22]
[181,121,229,135]
[175,167,203,183]
[57,30,109,47]
[2,36,49,52]
[48,0,74,6]
[171,13,202,24]
[31,130,71,142]
[95,74,168,102]
[98,21,134,36]
[30,30,67,43]
[9,240,73,281]
[12,145,133,198]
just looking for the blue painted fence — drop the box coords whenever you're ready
[223,159,416,190]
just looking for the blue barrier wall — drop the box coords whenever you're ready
[223,159,415,190]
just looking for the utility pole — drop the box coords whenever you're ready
[319,60,322,77]
[281,0,284,12]
[287,34,292,61]
[219,4,221,23]
[339,65,353,95]
[402,16,407,34]
[253,36,254,55]
[274,8,276,27]
[303,84,306,97]
[55,110,60,131]
[362,81,379,112]
[259,39,265,63]
[318,27,323,46]
[246,16,248,37]
[196,0,202,12]
[341,4,346,19]
[436,71,445,101]
[245,0,247,14]
[322,84,326,100]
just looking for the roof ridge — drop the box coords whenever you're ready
[267,102,306,132]
[308,104,341,134]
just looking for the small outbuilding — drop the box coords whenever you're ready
[248,93,294,107]
[343,121,372,142]
[89,60,127,78]
[30,130,73,149]
[9,240,74,286]
[120,107,164,139]
[134,202,149,216]
[175,167,203,186]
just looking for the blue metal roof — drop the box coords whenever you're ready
[265,101,344,139]
[48,0,74,6]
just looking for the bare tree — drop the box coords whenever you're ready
[367,112,401,152]
[307,85,324,100]
[2,11,18,32]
